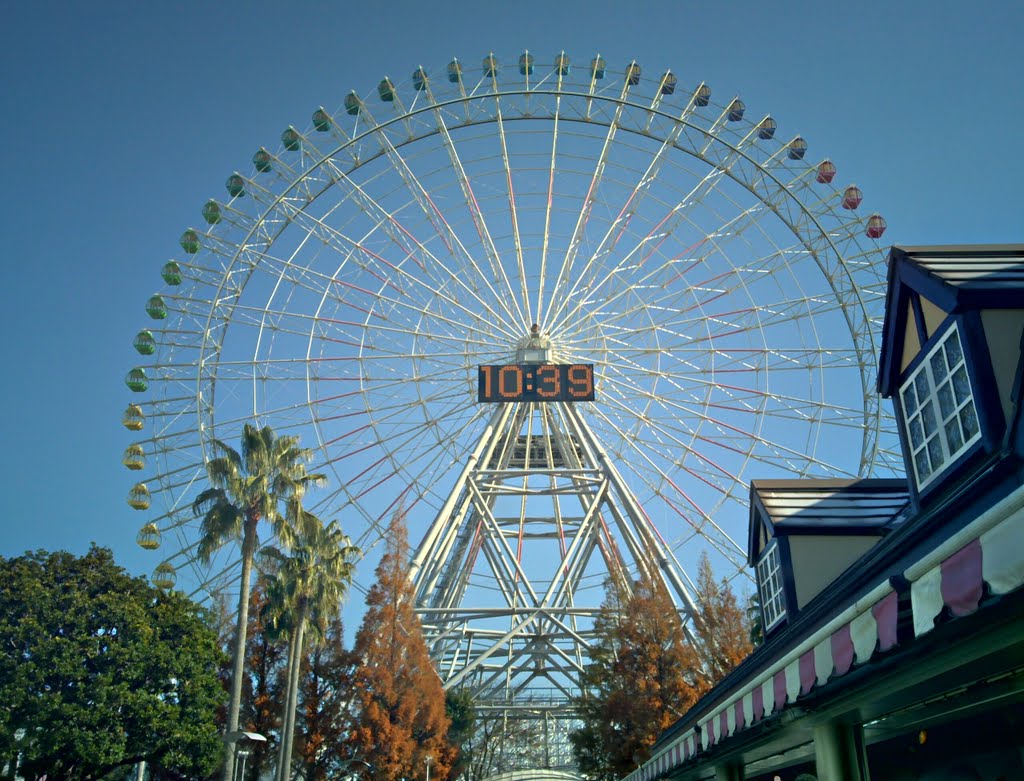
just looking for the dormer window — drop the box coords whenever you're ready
[900,323,980,489]
[878,246,1022,506]
[748,480,907,637]
[757,542,786,631]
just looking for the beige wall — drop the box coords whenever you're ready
[919,295,947,339]
[900,299,921,374]
[789,535,881,609]
[981,309,1024,426]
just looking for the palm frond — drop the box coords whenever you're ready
[205,456,242,490]
[208,437,243,470]
[196,500,245,562]
[192,487,227,516]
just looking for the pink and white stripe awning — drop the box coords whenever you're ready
[910,494,1024,636]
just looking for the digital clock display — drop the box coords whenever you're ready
[478,364,595,403]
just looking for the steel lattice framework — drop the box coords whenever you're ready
[122,51,901,774]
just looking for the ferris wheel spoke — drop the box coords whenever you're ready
[550,123,820,337]
[595,422,753,564]
[636,392,854,475]
[550,177,777,338]
[562,97,698,319]
[317,404,490,529]
[355,104,454,257]
[316,388,472,440]
[543,75,642,324]
[314,157,488,290]
[313,158,523,336]
[422,79,527,327]
[491,84,531,325]
[598,375,867,483]
[600,387,746,488]
[535,63,568,325]
[350,103,537,330]
[214,269,512,355]
[317,379,482,450]
[588,287,851,353]
[589,405,747,566]
[600,355,869,431]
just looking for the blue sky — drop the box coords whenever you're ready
[0,0,1020,595]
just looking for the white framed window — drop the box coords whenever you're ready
[900,323,981,489]
[757,542,786,630]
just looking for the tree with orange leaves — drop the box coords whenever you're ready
[691,553,754,684]
[571,563,706,781]
[347,514,455,781]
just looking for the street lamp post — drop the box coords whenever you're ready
[425,754,434,781]
[225,731,266,781]
[235,750,250,780]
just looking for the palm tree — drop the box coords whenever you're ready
[262,504,359,781]
[192,424,324,781]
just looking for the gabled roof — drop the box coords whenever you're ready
[878,244,1024,396]
[747,478,909,566]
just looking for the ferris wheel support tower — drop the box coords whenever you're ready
[408,335,712,765]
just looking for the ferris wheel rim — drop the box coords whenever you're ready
[124,51,898,598]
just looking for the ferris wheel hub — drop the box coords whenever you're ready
[516,323,554,364]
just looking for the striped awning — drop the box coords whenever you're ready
[910,494,1024,636]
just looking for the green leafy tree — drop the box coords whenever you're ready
[0,546,224,781]
[263,511,358,781]
[444,689,476,779]
[192,423,323,780]
[571,565,706,781]
[691,553,754,684]
[348,515,455,781]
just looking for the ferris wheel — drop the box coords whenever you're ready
[122,50,900,607]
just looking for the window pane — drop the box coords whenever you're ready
[945,329,963,366]
[904,382,918,414]
[952,366,971,404]
[961,401,979,438]
[915,371,931,402]
[921,400,937,434]
[945,418,963,453]
[927,437,944,469]
[937,382,955,419]
[908,416,925,448]
[915,449,932,482]
[930,350,947,380]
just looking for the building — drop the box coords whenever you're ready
[625,245,1024,780]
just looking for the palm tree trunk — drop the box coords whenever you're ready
[223,521,258,781]
[276,625,299,781]
[280,606,307,781]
